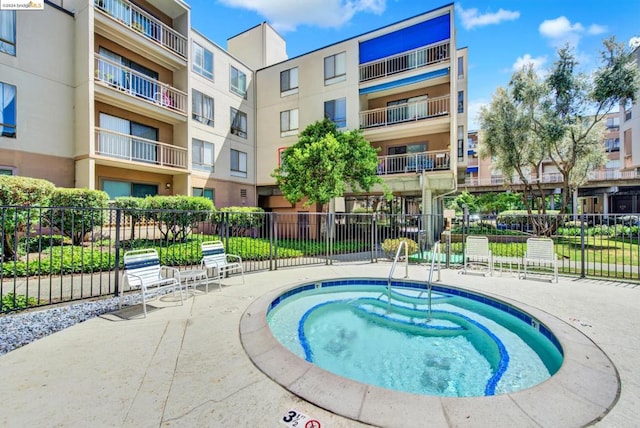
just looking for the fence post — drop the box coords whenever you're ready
[372,213,378,263]
[273,213,278,271]
[580,212,586,278]
[325,213,331,265]
[113,207,122,297]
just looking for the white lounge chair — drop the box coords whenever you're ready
[522,237,558,283]
[200,241,244,288]
[121,248,183,317]
[463,236,493,276]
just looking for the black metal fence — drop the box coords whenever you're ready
[1,205,639,313]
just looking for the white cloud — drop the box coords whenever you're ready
[456,4,519,30]
[587,24,607,35]
[467,99,489,131]
[630,37,640,50]
[512,54,547,72]
[218,0,385,32]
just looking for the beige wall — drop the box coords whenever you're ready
[0,149,74,187]
[372,133,450,154]
[227,22,288,70]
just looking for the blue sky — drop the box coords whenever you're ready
[188,0,640,129]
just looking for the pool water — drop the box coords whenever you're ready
[267,282,563,397]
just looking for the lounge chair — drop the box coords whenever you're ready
[463,235,493,276]
[522,237,558,283]
[121,248,183,317]
[200,241,245,287]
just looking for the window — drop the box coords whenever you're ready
[102,180,158,199]
[606,116,620,129]
[606,159,621,169]
[99,113,158,163]
[230,149,247,178]
[605,138,620,152]
[192,42,213,80]
[193,187,214,202]
[324,52,346,85]
[192,90,214,126]
[457,56,464,79]
[230,108,247,138]
[0,11,16,56]
[457,125,465,159]
[192,138,214,172]
[1,82,17,138]
[230,66,247,97]
[280,109,299,136]
[324,98,346,128]
[458,91,464,114]
[97,48,159,101]
[0,167,13,175]
[280,67,298,95]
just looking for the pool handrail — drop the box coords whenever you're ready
[427,241,441,320]
[387,239,409,310]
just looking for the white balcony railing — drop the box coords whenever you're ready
[360,96,449,129]
[359,40,450,82]
[95,127,187,169]
[95,54,187,115]
[464,169,640,187]
[94,0,187,59]
[377,150,450,175]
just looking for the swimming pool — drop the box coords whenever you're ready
[266,278,563,397]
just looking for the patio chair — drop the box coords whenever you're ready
[463,235,493,276]
[200,241,245,287]
[121,248,183,317]
[522,237,558,283]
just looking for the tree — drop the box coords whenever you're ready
[479,38,640,235]
[272,119,387,207]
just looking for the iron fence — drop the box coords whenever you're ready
[2,205,639,313]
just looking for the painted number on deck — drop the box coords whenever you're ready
[281,409,321,428]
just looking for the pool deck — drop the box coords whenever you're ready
[0,262,639,427]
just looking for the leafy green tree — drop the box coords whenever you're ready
[0,176,55,260]
[49,188,109,245]
[479,38,640,234]
[272,119,388,207]
[446,191,479,214]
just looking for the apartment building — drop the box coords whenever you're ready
[252,4,467,221]
[0,2,466,216]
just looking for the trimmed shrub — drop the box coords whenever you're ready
[217,206,264,236]
[142,196,214,242]
[113,197,144,240]
[381,238,419,260]
[0,176,56,261]
[49,188,109,245]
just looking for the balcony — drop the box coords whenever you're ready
[359,40,450,83]
[95,54,187,122]
[463,169,640,187]
[360,96,449,129]
[95,128,187,170]
[377,150,450,175]
[94,0,187,70]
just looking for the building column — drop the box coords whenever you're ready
[573,189,579,218]
[421,173,433,246]
[602,192,609,217]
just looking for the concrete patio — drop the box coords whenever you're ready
[0,262,638,427]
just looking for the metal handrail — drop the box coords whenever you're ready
[426,241,441,321]
[387,239,409,310]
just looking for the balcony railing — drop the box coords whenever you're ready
[377,150,450,175]
[94,0,187,59]
[360,96,449,129]
[464,169,640,186]
[359,40,450,82]
[95,127,187,169]
[94,54,187,115]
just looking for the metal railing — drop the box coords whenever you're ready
[359,40,450,82]
[464,169,640,186]
[94,0,187,59]
[377,150,450,175]
[3,207,640,313]
[94,54,188,115]
[94,128,188,169]
[360,96,450,129]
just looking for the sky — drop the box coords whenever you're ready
[188,0,640,129]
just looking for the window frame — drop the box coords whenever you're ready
[230,66,247,98]
[280,67,299,96]
[1,81,17,138]
[280,108,299,137]
[324,52,346,85]
[324,98,346,128]
[230,108,247,139]
[192,138,215,172]
[0,11,16,56]
[193,187,215,202]
[192,42,214,80]
[192,89,214,127]
[458,91,464,114]
[0,166,15,175]
[230,148,248,178]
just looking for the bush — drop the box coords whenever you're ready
[142,196,214,242]
[217,206,264,236]
[1,292,39,312]
[49,188,109,245]
[381,238,418,260]
[0,176,56,261]
[113,197,145,240]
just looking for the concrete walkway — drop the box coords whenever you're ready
[0,262,638,427]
